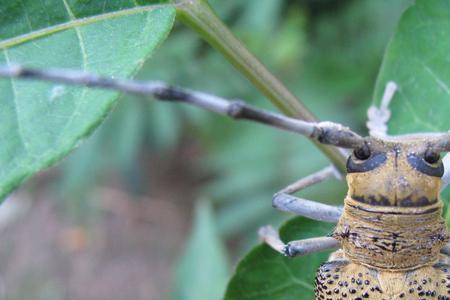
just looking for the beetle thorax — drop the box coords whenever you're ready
[335,198,447,270]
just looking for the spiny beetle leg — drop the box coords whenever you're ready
[272,165,343,223]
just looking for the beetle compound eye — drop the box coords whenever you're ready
[408,152,443,177]
[353,145,371,160]
[424,150,440,164]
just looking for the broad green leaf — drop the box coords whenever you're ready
[0,2,176,199]
[171,200,229,300]
[374,0,450,134]
[224,218,334,300]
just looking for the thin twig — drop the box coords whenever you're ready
[0,64,365,149]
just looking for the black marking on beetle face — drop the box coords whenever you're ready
[352,195,391,206]
[407,153,444,177]
[399,196,437,207]
[399,197,413,207]
[347,152,387,173]
[400,197,434,207]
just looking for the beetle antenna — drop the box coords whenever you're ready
[422,132,450,153]
[0,64,365,149]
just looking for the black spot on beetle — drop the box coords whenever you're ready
[351,194,391,206]
[399,196,437,207]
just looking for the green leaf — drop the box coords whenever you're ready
[374,0,450,134]
[171,200,229,300]
[0,2,176,199]
[224,218,334,300]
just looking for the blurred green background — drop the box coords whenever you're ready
[0,0,412,299]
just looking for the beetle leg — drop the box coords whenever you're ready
[258,225,339,257]
[273,194,343,223]
[366,81,398,137]
[272,165,343,223]
[260,166,342,256]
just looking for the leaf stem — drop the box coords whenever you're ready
[172,0,348,173]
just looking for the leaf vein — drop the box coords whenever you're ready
[398,90,441,132]
[280,258,314,291]
[421,62,450,96]
[239,281,297,299]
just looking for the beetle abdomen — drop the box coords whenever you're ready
[315,251,450,300]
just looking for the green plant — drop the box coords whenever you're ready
[2,0,450,299]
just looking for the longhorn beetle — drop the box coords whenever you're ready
[259,82,450,300]
[1,67,450,299]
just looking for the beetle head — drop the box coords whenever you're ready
[346,137,444,207]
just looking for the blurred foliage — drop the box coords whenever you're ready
[171,200,229,300]
[48,0,413,299]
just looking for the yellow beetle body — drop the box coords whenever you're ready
[315,138,450,300]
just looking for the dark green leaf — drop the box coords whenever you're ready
[0,3,176,199]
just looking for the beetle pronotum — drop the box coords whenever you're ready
[2,66,450,299]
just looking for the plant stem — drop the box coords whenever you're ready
[172,0,348,173]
